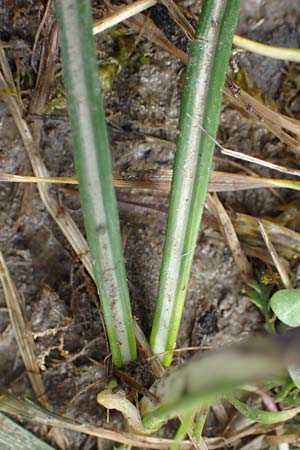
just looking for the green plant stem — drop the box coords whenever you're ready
[55,0,136,367]
[171,413,194,450]
[150,0,242,366]
[193,406,208,440]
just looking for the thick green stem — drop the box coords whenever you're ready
[193,406,208,440]
[150,0,242,366]
[55,0,136,367]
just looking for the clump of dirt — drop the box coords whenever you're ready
[0,0,300,449]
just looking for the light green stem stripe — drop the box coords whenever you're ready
[55,0,136,367]
[150,0,242,366]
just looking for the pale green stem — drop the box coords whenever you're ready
[150,0,242,366]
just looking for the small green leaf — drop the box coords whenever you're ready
[270,289,300,326]
[288,363,300,389]
[230,397,300,424]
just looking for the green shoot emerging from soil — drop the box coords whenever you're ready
[55,0,136,367]
[150,0,242,366]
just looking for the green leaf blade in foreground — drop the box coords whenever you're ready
[230,397,300,424]
[270,289,300,327]
[0,413,55,450]
[141,336,286,429]
[150,0,242,366]
[55,0,136,367]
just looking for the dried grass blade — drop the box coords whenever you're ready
[232,213,300,260]
[0,253,67,449]
[257,221,292,289]
[2,170,300,194]
[219,147,300,177]
[93,0,157,35]
[0,173,78,184]
[266,434,300,445]
[224,83,300,149]
[0,251,48,406]
[209,171,300,191]
[0,413,56,450]
[238,435,266,450]
[206,193,252,279]
[161,0,195,40]
[120,12,188,64]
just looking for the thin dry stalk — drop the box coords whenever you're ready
[224,83,300,152]
[104,1,188,64]
[257,220,292,289]
[31,0,54,69]
[211,402,229,429]
[0,252,67,449]
[232,212,300,260]
[145,346,213,361]
[93,0,157,34]
[225,82,300,135]
[197,121,300,177]
[0,173,78,184]
[2,170,300,193]
[219,147,300,177]
[0,252,48,406]
[238,435,267,450]
[161,0,195,39]
[208,424,279,450]
[207,193,252,279]
[266,434,300,445]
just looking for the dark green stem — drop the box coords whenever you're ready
[55,0,136,367]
